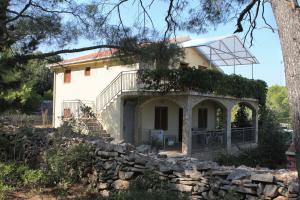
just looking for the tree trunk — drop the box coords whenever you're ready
[0,0,9,52]
[271,0,300,180]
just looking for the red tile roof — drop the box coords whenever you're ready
[61,49,117,64]
[59,36,190,65]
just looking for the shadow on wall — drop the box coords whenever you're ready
[99,97,122,140]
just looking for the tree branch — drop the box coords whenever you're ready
[5,0,32,24]
[234,0,259,33]
[20,44,120,60]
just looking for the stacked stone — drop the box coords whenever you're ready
[83,139,299,200]
[1,123,298,200]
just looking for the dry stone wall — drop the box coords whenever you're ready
[79,138,298,200]
[0,126,298,200]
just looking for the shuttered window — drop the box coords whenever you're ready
[155,107,168,130]
[84,67,91,76]
[198,108,208,129]
[64,70,71,83]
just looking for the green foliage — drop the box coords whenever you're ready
[233,104,252,128]
[0,161,45,199]
[216,108,287,169]
[267,85,290,123]
[104,171,187,200]
[0,50,54,113]
[44,140,93,185]
[138,68,267,107]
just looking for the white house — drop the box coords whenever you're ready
[51,35,260,158]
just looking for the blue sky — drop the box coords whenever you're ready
[62,1,285,87]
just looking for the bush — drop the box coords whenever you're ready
[0,161,46,199]
[44,141,94,185]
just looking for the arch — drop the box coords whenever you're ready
[140,96,183,109]
[191,98,228,111]
[191,98,227,131]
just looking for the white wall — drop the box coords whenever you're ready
[140,98,180,142]
[53,63,138,127]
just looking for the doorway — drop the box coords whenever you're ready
[123,100,136,144]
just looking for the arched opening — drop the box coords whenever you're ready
[138,97,182,150]
[191,99,227,151]
[231,102,257,144]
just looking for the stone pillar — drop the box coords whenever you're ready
[225,107,232,153]
[182,96,192,156]
[252,110,259,144]
[134,102,142,145]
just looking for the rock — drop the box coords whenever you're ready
[263,184,278,197]
[112,179,129,190]
[185,169,202,180]
[136,144,151,154]
[193,185,209,193]
[169,183,193,192]
[118,171,134,180]
[251,173,274,183]
[211,170,232,176]
[288,182,299,194]
[274,196,288,200]
[257,183,264,196]
[97,151,118,158]
[103,161,115,170]
[221,185,256,195]
[245,194,258,200]
[278,186,288,196]
[99,190,110,197]
[98,182,108,190]
[227,169,251,180]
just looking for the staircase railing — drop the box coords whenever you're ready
[96,70,138,112]
[62,99,96,118]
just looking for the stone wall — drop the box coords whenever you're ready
[0,125,298,200]
[79,138,298,200]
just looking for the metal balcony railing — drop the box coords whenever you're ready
[96,70,138,112]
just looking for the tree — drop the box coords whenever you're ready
[1,0,300,179]
[267,85,290,123]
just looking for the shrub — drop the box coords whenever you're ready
[44,141,94,185]
[0,161,46,199]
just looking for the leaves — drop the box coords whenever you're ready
[138,68,267,107]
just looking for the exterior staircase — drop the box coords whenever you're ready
[80,117,110,138]
[62,70,139,137]
[96,70,138,112]
[62,100,110,138]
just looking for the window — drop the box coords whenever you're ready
[198,108,208,129]
[155,107,168,130]
[64,70,71,83]
[84,67,91,76]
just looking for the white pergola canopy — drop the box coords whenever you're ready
[180,35,259,67]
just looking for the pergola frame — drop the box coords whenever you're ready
[181,35,259,79]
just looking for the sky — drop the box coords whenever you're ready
[61,1,285,87]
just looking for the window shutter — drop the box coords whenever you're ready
[161,107,168,130]
[64,70,71,83]
[198,108,208,129]
[155,107,168,130]
[85,67,91,76]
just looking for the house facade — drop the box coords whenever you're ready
[51,35,259,157]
